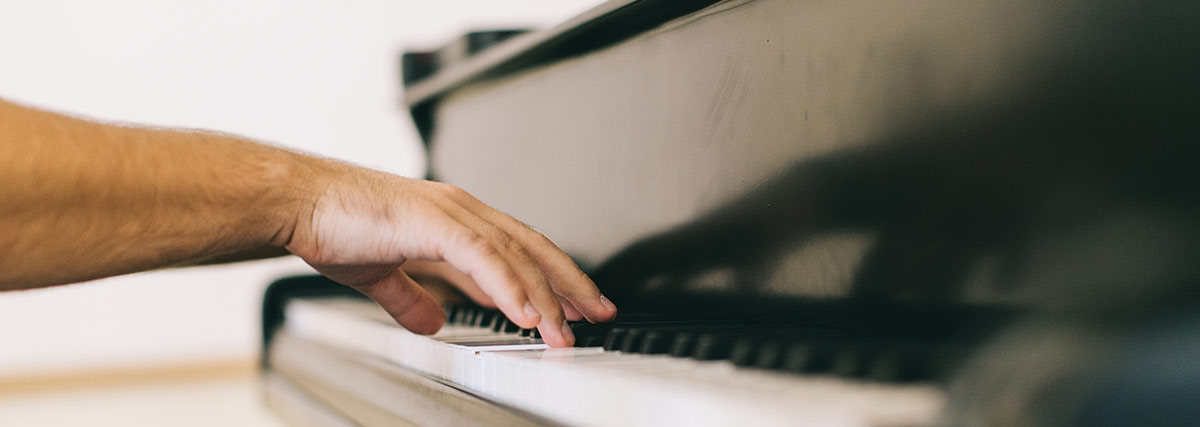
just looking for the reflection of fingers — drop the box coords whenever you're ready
[361,268,445,335]
[459,197,616,323]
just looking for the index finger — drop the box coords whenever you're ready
[454,195,617,323]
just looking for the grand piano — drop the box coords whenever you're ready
[259,0,1200,425]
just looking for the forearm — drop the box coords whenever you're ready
[0,98,615,345]
[0,99,322,290]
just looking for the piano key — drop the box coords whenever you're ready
[729,338,758,367]
[603,328,629,351]
[669,332,698,357]
[468,309,487,326]
[692,333,735,360]
[284,298,947,427]
[753,340,785,370]
[783,341,834,373]
[619,329,647,353]
[568,322,613,347]
[577,336,605,348]
[829,342,869,378]
[639,330,673,354]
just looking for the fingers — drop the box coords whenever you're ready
[303,177,612,348]
[449,190,617,323]
[435,222,544,331]
[360,268,446,335]
[402,260,496,308]
[559,296,584,322]
[405,259,584,322]
[437,207,573,347]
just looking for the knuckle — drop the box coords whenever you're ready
[461,232,497,257]
[500,235,529,259]
[556,281,587,299]
[437,182,471,200]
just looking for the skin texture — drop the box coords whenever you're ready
[0,98,616,347]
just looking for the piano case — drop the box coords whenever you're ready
[262,0,1200,425]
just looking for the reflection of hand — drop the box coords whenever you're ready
[285,166,616,347]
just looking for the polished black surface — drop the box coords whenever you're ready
[422,0,1200,318]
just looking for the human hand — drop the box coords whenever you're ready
[284,166,616,347]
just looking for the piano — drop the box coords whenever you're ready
[260,0,1200,425]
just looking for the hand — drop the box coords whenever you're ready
[284,166,616,347]
[400,259,596,323]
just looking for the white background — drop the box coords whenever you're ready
[0,0,598,378]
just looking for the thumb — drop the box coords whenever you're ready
[360,268,446,335]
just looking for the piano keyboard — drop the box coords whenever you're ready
[284,298,946,426]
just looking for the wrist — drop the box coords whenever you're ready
[268,150,336,249]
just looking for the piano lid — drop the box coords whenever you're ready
[401,0,726,109]
[405,0,1200,315]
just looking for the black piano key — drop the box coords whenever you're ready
[692,333,734,361]
[669,333,698,357]
[753,340,785,370]
[865,347,909,382]
[729,338,759,367]
[830,343,869,378]
[639,330,674,354]
[919,341,970,381]
[472,311,489,328]
[568,322,612,335]
[570,323,614,347]
[618,329,644,353]
[578,336,605,347]
[855,338,926,382]
[447,306,980,381]
[782,341,833,373]
[603,328,629,351]
[504,321,521,334]
[531,328,542,339]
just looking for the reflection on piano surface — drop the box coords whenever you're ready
[262,0,1200,425]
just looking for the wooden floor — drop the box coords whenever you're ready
[0,360,283,426]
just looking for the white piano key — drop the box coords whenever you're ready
[284,298,946,427]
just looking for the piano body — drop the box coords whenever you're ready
[261,0,1200,425]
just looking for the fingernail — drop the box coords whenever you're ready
[561,319,575,344]
[523,301,541,323]
[599,294,616,312]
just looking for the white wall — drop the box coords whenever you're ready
[0,0,599,378]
